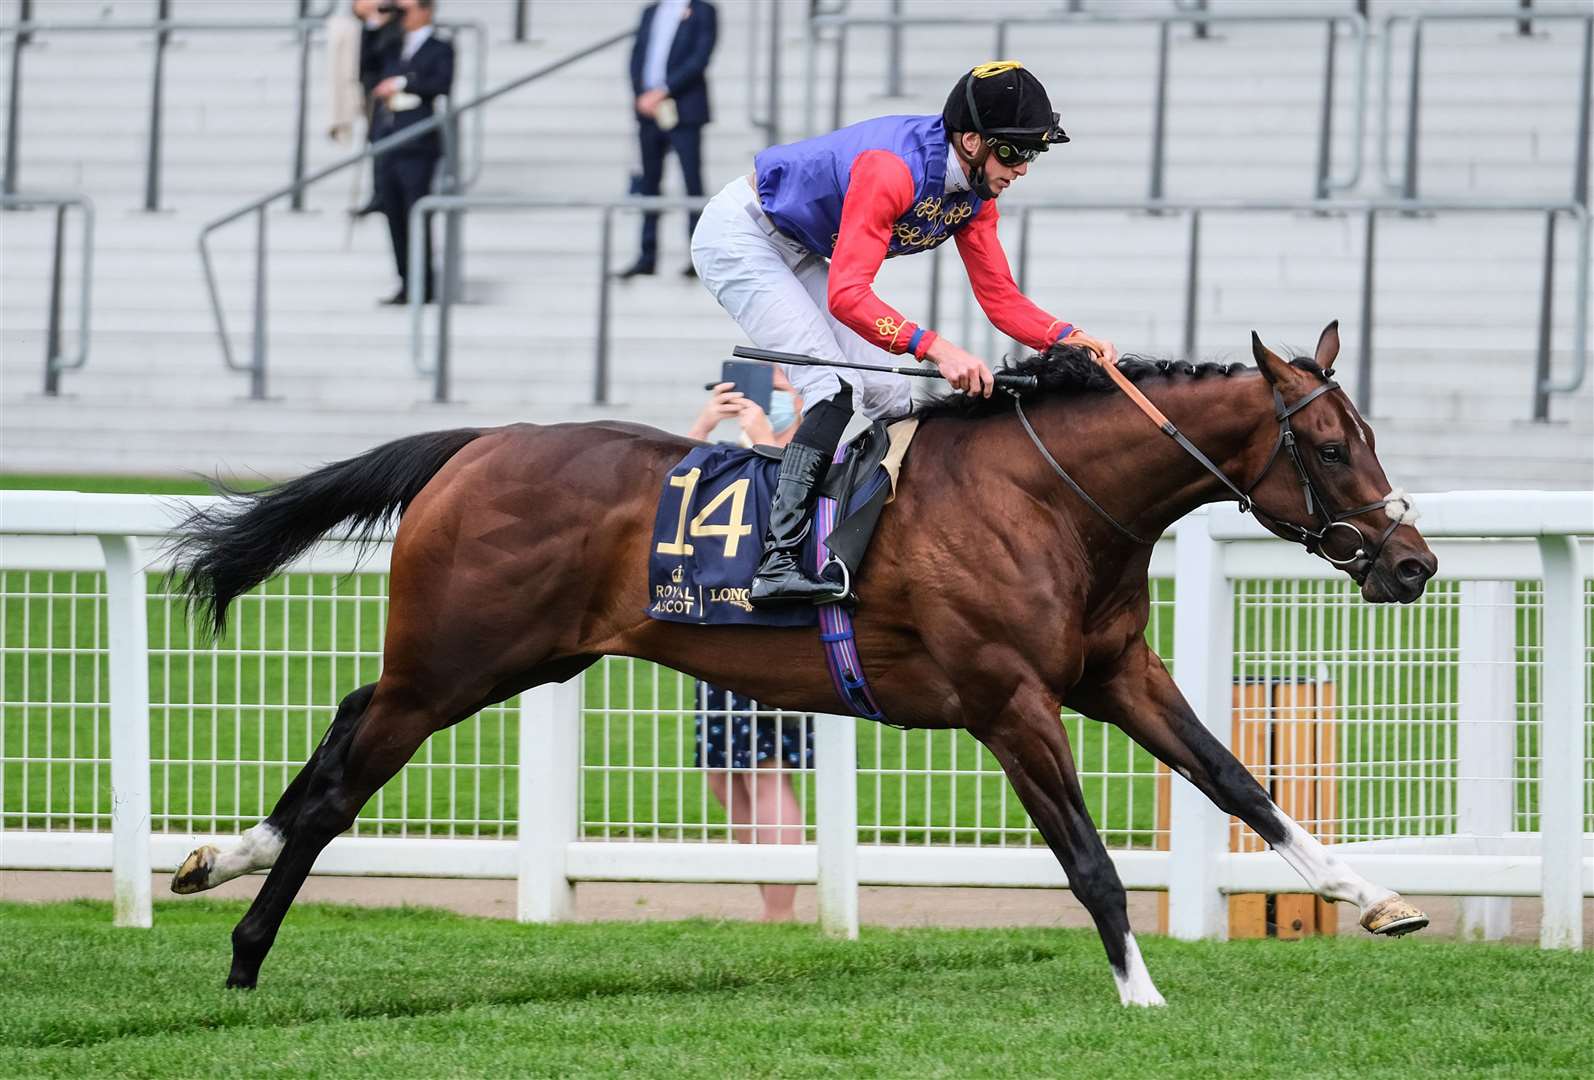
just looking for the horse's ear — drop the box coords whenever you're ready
[1251,330,1290,386]
[1314,320,1341,371]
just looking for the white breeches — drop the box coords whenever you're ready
[690,176,915,421]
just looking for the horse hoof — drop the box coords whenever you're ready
[225,971,257,991]
[1360,895,1429,937]
[171,845,218,894]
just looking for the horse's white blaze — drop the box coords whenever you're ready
[1270,808,1392,911]
[206,822,285,886]
[1112,933,1166,1008]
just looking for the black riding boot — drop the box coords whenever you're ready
[749,387,854,608]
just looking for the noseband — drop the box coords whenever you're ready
[1011,370,1416,579]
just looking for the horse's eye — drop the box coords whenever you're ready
[1318,444,1346,465]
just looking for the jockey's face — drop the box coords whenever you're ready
[956,132,1030,196]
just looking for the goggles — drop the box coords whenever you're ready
[978,112,1068,167]
[987,139,1044,166]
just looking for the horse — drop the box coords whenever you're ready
[169,323,1437,1005]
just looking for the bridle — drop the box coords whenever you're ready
[1011,366,1416,580]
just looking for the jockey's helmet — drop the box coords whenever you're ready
[942,61,1069,170]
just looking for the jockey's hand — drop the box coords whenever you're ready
[686,383,746,440]
[926,337,995,398]
[1063,329,1119,368]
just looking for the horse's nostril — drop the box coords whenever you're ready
[1397,557,1432,584]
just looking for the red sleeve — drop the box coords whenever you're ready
[953,200,1074,351]
[826,150,939,359]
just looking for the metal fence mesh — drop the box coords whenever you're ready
[3,562,1590,855]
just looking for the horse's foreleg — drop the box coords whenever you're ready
[225,680,434,989]
[978,686,1166,1007]
[172,683,377,895]
[1070,643,1428,936]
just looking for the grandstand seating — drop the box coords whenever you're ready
[1,0,1589,490]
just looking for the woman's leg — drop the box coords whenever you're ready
[745,763,805,921]
[704,766,804,920]
[706,768,757,845]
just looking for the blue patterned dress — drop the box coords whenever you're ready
[694,681,816,770]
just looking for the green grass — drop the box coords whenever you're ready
[1,900,1592,1078]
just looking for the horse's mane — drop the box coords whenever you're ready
[913,342,1327,420]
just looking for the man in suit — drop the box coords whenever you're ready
[619,0,717,279]
[369,0,454,304]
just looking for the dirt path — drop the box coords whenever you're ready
[5,870,1585,943]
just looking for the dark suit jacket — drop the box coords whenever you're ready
[358,18,403,98]
[371,32,456,158]
[628,1,717,127]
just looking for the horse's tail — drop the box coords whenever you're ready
[172,428,484,638]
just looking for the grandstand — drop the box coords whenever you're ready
[1,0,1590,490]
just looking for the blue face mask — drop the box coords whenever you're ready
[767,390,797,433]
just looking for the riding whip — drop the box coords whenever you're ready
[730,345,1039,392]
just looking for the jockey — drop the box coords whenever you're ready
[691,61,1118,607]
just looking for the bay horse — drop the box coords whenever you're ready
[170,323,1437,1005]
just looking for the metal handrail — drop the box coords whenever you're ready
[406,194,709,405]
[995,196,1589,419]
[197,28,634,400]
[2,6,330,209]
[0,191,94,396]
[0,9,487,209]
[746,0,783,147]
[1378,5,1593,205]
[803,7,1369,200]
[406,192,1588,420]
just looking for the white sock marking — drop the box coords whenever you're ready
[1270,808,1392,911]
[1112,932,1166,1008]
[207,822,285,886]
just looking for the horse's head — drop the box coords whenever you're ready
[1243,322,1437,604]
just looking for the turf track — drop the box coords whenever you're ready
[2,900,1592,1078]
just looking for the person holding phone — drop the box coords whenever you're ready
[685,373,810,921]
[687,365,803,447]
[691,62,1118,607]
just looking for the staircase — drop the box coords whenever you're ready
[1,0,1589,490]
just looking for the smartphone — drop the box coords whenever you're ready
[703,360,774,414]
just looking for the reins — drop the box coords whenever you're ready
[1011,356,1412,575]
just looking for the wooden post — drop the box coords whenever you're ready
[1228,680,1272,938]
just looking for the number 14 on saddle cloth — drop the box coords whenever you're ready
[645,418,919,628]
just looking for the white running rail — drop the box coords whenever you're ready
[1,489,1589,945]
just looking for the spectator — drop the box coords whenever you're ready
[328,2,403,217]
[686,372,810,922]
[369,0,454,304]
[618,0,718,280]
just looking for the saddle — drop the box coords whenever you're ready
[645,419,916,629]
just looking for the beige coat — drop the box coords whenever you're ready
[326,11,366,144]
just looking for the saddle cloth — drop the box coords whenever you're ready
[645,419,917,628]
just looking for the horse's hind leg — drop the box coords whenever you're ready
[224,677,436,989]
[223,655,596,989]
[172,684,376,895]
[1069,642,1428,937]
[977,684,1165,1007]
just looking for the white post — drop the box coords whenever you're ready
[98,535,152,929]
[517,675,581,923]
[814,712,859,939]
[1168,512,1232,940]
[1456,580,1515,941]
[1536,535,1584,950]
